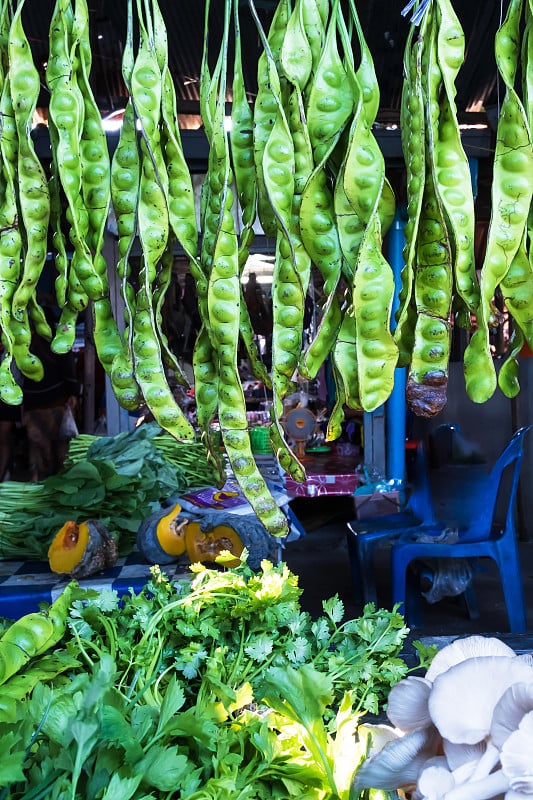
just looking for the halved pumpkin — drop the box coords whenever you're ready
[48,520,118,578]
[184,521,244,567]
[136,502,188,565]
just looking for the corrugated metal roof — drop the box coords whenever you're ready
[21,0,502,127]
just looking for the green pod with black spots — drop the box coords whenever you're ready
[152,239,190,387]
[9,2,51,322]
[305,0,354,165]
[11,311,44,382]
[498,325,524,399]
[192,326,226,487]
[74,0,111,279]
[280,0,313,93]
[222,428,288,538]
[299,291,343,381]
[251,0,289,239]
[300,167,343,297]
[326,360,347,443]
[354,214,398,413]
[0,47,22,396]
[407,313,451,418]
[395,25,426,365]
[301,0,326,83]
[28,297,52,342]
[464,0,533,404]
[407,174,453,415]
[133,280,195,441]
[434,0,479,318]
[51,301,80,355]
[332,302,361,411]
[230,2,257,256]
[239,294,272,388]
[162,65,199,263]
[501,236,533,347]
[92,297,142,411]
[269,411,306,483]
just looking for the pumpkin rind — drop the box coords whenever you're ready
[48,520,118,578]
[136,502,187,564]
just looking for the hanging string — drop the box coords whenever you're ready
[401,0,431,26]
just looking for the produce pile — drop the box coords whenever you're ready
[0,423,218,560]
[0,559,435,799]
[0,0,531,535]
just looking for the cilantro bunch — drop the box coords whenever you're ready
[0,559,434,799]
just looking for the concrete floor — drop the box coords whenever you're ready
[283,494,533,639]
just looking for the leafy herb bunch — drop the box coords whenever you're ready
[68,556,422,716]
[1,558,434,799]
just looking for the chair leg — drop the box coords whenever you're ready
[357,539,380,607]
[498,559,527,633]
[461,582,480,620]
[345,532,363,606]
[405,564,424,628]
[391,548,411,621]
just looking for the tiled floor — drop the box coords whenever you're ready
[283,494,533,639]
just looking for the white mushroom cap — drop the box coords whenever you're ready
[357,722,401,757]
[492,683,533,750]
[443,739,486,772]
[386,675,433,731]
[351,725,441,793]
[417,759,455,800]
[425,636,516,683]
[428,657,533,745]
[501,711,533,793]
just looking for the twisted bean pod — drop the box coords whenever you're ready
[354,214,398,412]
[434,0,479,320]
[406,13,453,417]
[395,24,426,366]
[251,0,289,239]
[9,2,50,322]
[464,0,533,403]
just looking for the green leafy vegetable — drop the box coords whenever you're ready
[0,559,428,799]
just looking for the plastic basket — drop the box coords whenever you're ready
[249,425,273,454]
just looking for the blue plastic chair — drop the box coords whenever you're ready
[346,440,436,606]
[390,426,531,632]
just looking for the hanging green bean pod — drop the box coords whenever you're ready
[464,0,533,403]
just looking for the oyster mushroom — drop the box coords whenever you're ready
[417,758,455,800]
[425,636,516,683]
[500,710,533,794]
[386,675,433,731]
[428,656,533,745]
[492,683,533,751]
[351,725,441,794]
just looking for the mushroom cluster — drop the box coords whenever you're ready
[353,635,533,799]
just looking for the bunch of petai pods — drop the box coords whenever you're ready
[0,0,532,535]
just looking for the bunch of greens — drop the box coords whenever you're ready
[0,557,434,799]
[0,424,217,560]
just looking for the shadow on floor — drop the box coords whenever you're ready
[283,495,533,637]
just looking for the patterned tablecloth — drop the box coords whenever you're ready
[0,550,192,620]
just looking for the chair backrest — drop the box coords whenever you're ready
[459,426,531,543]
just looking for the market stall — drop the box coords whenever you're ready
[1,0,533,796]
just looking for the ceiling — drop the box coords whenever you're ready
[25,0,504,128]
